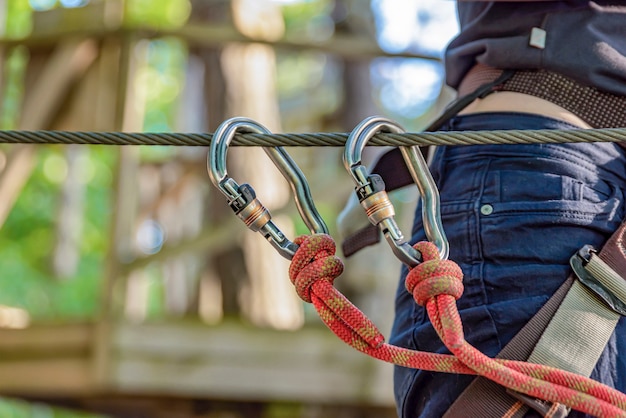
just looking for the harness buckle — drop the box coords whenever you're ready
[506,388,569,418]
[208,117,328,260]
[570,244,626,316]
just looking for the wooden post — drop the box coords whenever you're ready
[219,0,304,330]
[93,0,143,382]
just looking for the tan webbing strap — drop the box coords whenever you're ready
[444,221,626,418]
[528,281,621,375]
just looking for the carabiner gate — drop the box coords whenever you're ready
[208,117,328,260]
[343,116,448,267]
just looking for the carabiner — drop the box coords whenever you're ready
[343,116,448,267]
[208,117,328,260]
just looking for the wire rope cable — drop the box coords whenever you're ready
[0,127,625,147]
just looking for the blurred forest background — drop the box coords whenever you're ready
[0,0,458,416]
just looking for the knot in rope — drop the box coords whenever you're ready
[288,234,344,303]
[405,241,464,306]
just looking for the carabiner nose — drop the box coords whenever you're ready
[208,117,328,260]
[343,116,448,267]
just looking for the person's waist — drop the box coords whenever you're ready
[456,64,626,129]
[458,92,591,128]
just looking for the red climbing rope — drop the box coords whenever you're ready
[288,234,626,417]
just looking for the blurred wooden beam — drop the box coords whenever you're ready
[119,215,243,275]
[0,323,92,355]
[0,324,94,395]
[94,32,144,391]
[19,39,99,130]
[2,14,439,62]
[29,0,123,39]
[111,321,394,406]
[0,39,98,230]
[0,321,395,408]
[0,358,93,394]
[172,22,439,61]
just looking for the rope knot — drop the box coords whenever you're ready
[288,234,344,303]
[405,241,464,306]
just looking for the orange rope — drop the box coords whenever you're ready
[288,234,626,417]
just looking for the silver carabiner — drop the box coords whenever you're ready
[208,117,328,260]
[343,116,448,267]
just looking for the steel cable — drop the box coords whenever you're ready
[0,127,625,147]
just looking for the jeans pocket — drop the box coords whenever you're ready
[480,171,625,266]
[492,170,624,224]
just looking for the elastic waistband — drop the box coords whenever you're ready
[458,65,626,128]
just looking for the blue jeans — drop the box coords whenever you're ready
[389,112,626,418]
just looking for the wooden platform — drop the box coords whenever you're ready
[0,321,394,407]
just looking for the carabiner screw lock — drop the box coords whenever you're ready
[343,116,449,267]
[208,117,327,260]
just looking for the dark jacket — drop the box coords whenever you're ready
[446,1,626,95]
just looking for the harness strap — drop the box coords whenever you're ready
[444,220,626,418]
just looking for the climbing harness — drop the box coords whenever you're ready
[208,116,328,259]
[445,228,626,418]
[207,116,626,417]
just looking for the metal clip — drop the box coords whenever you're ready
[208,117,328,260]
[570,244,626,316]
[506,388,569,418]
[343,116,448,267]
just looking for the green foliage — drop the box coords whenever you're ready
[0,397,105,417]
[124,0,191,28]
[0,4,191,324]
[0,146,114,321]
[280,0,333,34]
[4,0,193,37]
[1,48,28,130]
[137,37,188,163]
[262,402,303,418]
[5,0,32,38]
[279,0,336,43]
[140,38,187,132]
